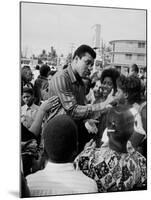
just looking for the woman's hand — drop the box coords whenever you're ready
[85,119,99,134]
[105,89,123,106]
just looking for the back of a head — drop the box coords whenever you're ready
[40,64,50,77]
[126,75,141,104]
[131,64,139,74]
[116,74,128,93]
[35,65,40,70]
[43,115,78,163]
[106,105,134,143]
[100,67,120,92]
[73,44,96,59]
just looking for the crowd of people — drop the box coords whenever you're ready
[20,44,147,197]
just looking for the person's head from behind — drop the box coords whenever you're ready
[106,105,134,148]
[35,65,40,70]
[130,64,139,76]
[48,69,57,82]
[72,45,96,78]
[116,74,128,104]
[43,115,78,163]
[21,65,33,82]
[126,75,141,105]
[40,64,50,78]
[22,87,34,106]
[100,67,120,99]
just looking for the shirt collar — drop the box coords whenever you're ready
[24,103,37,111]
[67,65,77,83]
[67,65,83,85]
[45,162,74,172]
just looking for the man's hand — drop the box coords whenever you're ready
[39,96,60,113]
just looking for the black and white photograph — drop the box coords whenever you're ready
[20,1,147,198]
[1,0,151,199]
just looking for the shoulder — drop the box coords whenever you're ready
[73,170,98,192]
[26,170,44,186]
[55,69,70,80]
[21,105,27,111]
[50,69,72,87]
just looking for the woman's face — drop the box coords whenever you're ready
[102,77,113,98]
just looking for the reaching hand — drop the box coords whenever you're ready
[85,119,99,134]
[105,89,115,105]
[39,96,60,113]
[105,89,122,106]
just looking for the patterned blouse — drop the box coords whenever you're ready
[74,141,147,192]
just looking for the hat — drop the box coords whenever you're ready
[106,105,134,142]
[43,114,78,163]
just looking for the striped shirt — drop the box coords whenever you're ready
[27,162,98,196]
[48,66,93,120]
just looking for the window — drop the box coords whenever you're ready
[137,54,145,61]
[138,42,145,48]
[125,54,132,60]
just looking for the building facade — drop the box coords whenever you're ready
[109,40,146,75]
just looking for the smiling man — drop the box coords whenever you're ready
[47,44,120,152]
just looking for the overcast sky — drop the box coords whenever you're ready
[21,2,146,57]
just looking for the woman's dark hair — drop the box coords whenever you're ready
[100,68,120,92]
[116,74,128,93]
[73,44,96,59]
[126,75,141,104]
[40,64,50,77]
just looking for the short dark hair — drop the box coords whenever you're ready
[116,74,128,93]
[131,64,139,74]
[73,44,96,60]
[22,87,34,96]
[40,64,50,77]
[126,75,141,104]
[43,115,78,163]
[35,65,40,70]
[100,68,120,92]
